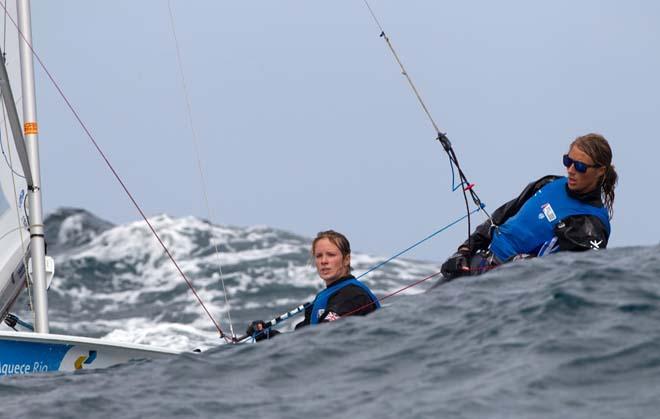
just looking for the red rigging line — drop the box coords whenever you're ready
[0,2,229,340]
[341,270,445,319]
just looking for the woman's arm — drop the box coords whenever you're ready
[554,215,609,251]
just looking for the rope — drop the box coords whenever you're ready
[354,206,482,280]
[0,2,230,341]
[344,270,445,318]
[166,0,236,339]
[361,1,493,246]
[363,0,441,135]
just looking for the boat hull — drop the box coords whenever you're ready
[0,331,180,376]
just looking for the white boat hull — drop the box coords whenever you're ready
[0,331,180,376]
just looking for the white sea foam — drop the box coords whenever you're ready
[101,317,219,351]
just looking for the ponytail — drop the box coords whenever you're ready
[602,164,618,219]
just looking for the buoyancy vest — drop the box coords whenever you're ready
[310,277,381,325]
[490,177,610,261]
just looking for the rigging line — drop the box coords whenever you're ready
[361,1,493,244]
[167,0,236,339]
[354,206,482,280]
[0,3,230,341]
[363,0,440,135]
[344,270,445,319]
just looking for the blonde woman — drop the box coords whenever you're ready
[246,230,380,340]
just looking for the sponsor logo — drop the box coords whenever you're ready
[542,203,557,222]
[590,240,602,250]
[0,361,49,375]
[325,312,341,322]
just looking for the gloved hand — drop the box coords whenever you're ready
[441,248,471,279]
[245,320,280,342]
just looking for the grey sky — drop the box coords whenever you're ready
[27,1,660,261]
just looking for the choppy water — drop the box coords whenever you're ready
[1,209,659,418]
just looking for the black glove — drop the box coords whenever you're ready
[441,249,471,279]
[245,320,280,342]
[4,313,17,330]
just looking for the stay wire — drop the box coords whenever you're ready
[167,0,236,339]
[0,3,230,342]
[362,1,493,244]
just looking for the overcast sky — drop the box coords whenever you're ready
[15,1,660,261]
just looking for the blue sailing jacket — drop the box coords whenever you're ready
[490,177,610,261]
[310,277,381,325]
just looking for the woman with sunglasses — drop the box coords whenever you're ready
[441,133,618,279]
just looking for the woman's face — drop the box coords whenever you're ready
[314,238,350,286]
[565,146,606,194]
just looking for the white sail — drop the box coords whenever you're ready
[0,0,30,320]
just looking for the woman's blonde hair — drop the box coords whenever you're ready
[312,230,353,271]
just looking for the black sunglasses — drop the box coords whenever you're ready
[563,154,600,173]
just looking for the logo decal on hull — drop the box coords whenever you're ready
[74,350,97,370]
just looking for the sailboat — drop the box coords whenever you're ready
[0,0,180,376]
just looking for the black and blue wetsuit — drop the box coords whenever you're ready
[445,175,611,276]
[295,275,380,330]
[246,275,379,341]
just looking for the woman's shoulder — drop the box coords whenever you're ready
[332,282,373,298]
[327,282,376,316]
[531,175,563,190]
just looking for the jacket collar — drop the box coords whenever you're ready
[565,183,603,207]
[325,274,355,289]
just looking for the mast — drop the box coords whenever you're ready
[16,0,48,333]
